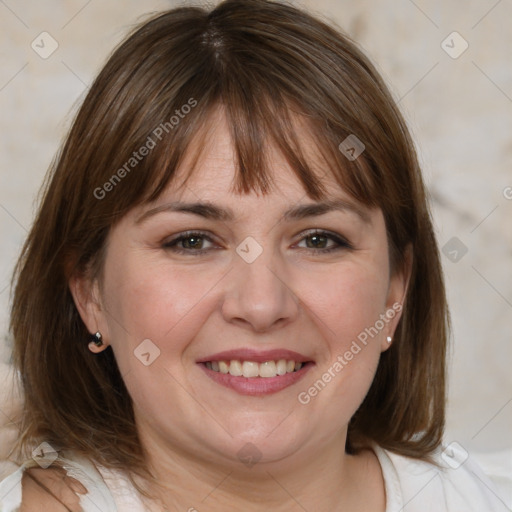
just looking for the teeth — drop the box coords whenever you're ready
[229,360,243,376]
[276,359,287,375]
[218,361,229,374]
[205,359,306,378]
[259,361,277,377]
[242,361,259,378]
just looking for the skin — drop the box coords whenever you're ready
[20,466,87,512]
[70,107,410,511]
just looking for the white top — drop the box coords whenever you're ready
[1,443,510,511]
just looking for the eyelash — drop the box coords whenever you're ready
[162,229,353,255]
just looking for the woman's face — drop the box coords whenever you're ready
[75,109,407,471]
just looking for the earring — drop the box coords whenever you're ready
[89,332,104,348]
[386,336,392,343]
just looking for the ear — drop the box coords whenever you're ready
[381,244,413,351]
[69,270,110,350]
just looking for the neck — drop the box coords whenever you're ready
[136,429,385,512]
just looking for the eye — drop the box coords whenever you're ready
[162,229,352,256]
[162,231,218,254]
[295,230,353,253]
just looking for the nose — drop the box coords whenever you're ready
[221,246,300,333]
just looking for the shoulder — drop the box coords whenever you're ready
[373,443,510,512]
[19,465,86,511]
[0,451,118,512]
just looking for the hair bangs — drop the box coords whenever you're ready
[137,80,384,215]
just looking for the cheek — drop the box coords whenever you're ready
[293,262,389,416]
[297,262,389,349]
[101,253,224,365]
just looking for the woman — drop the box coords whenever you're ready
[0,0,507,510]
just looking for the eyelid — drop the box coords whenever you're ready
[162,228,353,255]
[293,228,353,250]
[162,230,219,252]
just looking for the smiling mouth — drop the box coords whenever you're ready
[198,358,315,396]
[202,359,309,378]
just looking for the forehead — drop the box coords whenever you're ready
[130,108,376,228]
[167,105,340,201]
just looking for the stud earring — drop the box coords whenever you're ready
[89,331,104,349]
[386,336,392,343]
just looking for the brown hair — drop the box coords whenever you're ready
[10,0,448,493]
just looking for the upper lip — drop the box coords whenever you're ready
[196,348,313,364]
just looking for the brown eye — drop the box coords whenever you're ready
[296,230,352,253]
[305,233,329,249]
[163,231,217,254]
[181,235,205,249]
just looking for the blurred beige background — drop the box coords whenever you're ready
[1,0,511,502]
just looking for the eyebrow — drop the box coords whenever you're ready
[135,198,371,225]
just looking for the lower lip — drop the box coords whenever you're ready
[198,362,315,396]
